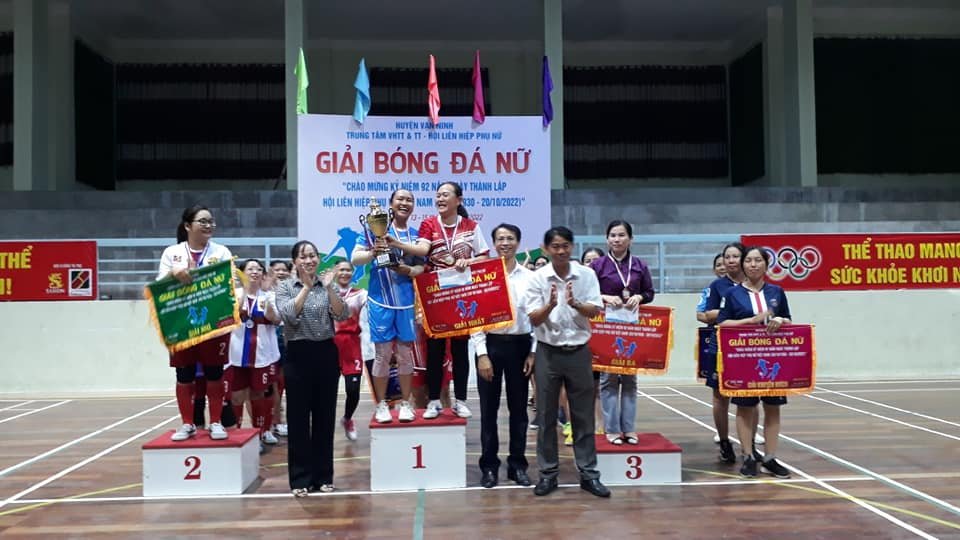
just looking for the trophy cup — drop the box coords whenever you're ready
[359,198,399,268]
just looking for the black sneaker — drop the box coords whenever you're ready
[718,439,736,464]
[761,457,791,479]
[752,448,764,463]
[740,455,757,478]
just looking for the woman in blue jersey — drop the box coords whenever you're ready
[717,246,792,479]
[351,189,424,423]
[697,243,744,463]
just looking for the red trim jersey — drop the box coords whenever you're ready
[417,215,489,270]
[228,289,281,368]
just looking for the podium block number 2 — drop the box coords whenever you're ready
[184,456,202,480]
[412,445,426,469]
[625,455,642,479]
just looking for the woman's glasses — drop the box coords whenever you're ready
[193,219,216,227]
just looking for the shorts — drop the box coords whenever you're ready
[732,395,788,407]
[335,333,363,376]
[169,334,230,368]
[229,363,278,393]
[368,303,416,343]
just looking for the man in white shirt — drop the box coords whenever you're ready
[470,224,536,489]
[524,226,611,498]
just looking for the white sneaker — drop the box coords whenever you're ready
[342,417,358,441]
[262,430,279,445]
[171,423,196,441]
[755,433,766,445]
[275,424,288,437]
[423,400,442,419]
[209,422,228,440]
[375,401,393,423]
[398,401,416,422]
[453,400,472,419]
[713,433,721,444]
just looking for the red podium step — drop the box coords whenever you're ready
[595,433,681,485]
[369,409,466,491]
[142,428,260,496]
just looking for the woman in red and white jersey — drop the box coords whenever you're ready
[227,258,282,445]
[331,261,368,441]
[393,181,489,420]
[157,205,233,442]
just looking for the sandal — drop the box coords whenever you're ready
[606,434,623,445]
[292,487,309,498]
[624,434,639,445]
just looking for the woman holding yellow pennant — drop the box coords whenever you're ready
[156,205,233,442]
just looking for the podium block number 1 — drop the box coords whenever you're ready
[625,455,642,480]
[184,456,202,480]
[412,445,426,469]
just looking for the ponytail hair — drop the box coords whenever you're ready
[177,205,209,244]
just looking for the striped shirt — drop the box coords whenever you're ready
[276,277,350,342]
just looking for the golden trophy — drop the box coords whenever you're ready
[359,198,398,268]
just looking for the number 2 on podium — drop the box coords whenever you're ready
[184,456,202,480]
[625,455,642,479]
[412,445,426,469]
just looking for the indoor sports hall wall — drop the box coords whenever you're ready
[2,290,957,395]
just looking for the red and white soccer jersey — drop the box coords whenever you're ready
[334,287,368,376]
[417,215,489,270]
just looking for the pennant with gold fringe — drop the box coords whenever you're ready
[144,259,241,353]
[413,257,515,339]
[589,305,674,376]
[717,324,816,398]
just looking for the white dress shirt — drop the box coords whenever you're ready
[524,262,603,347]
[469,260,536,357]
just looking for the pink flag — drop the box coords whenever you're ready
[472,50,485,124]
[428,54,441,125]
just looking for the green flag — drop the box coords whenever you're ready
[144,260,240,352]
[295,47,309,115]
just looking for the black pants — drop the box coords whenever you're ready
[477,334,531,473]
[284,339,340,490]
[427,337,469,401]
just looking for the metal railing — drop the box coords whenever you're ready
[96,234,737,299]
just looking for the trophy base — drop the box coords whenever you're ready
[375,253,400,268]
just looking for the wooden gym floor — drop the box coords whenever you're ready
[0,379,958,539]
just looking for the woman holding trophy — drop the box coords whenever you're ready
[351,189,424,423]
[390,182,489,420]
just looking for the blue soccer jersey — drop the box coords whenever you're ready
[357,225,424,309]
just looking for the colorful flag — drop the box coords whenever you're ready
[427,54,441,125]
[472,50,485,124]
[353,57,371,124]
[295,48,309,115]
[542,56,553,127]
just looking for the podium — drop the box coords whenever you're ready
[142,428,260,496]
[594,433,681,485]
[369,409,466,491]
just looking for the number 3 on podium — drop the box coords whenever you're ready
[625,455,642,479]
[412,445,426,469]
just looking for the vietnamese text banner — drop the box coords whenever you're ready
[589,305,674,376]
[413,257,514,339]
[0,241,97,301]
[144,260,240,353]
[298,115,551,268]
[716,324,815,397]
[741,233,960,291]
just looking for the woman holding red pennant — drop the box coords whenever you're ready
[718,246,793,480]
[394,181,490,420]
[157,205,233,442]
[589,220,654,446]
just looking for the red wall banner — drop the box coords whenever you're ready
[717,324,815,397]
[413,257,514,338]
[741,233,960,291]
[589,305,673,376]
[0,241,98,301]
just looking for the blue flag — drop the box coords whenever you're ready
[542,56,554,128]
[353,58,371,124]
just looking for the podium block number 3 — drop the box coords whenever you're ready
[625,455,642,479]
[412,445,426,469]
[184,456,202,480]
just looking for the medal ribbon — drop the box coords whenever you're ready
[607,252,632,294]
[438,216,461,262]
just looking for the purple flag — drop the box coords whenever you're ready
[542,56,554,127]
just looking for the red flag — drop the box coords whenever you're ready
[427,54,441,125]
[472,50,485,124]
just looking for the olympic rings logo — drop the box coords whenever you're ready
[764,245,822,281]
